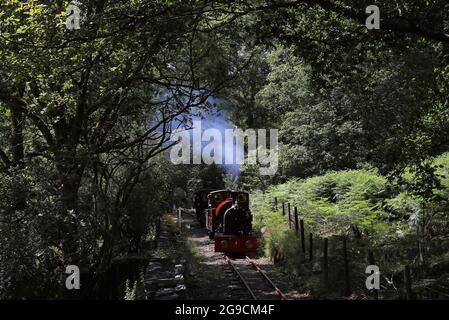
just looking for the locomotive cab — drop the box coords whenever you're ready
[205,190,229,238]
[194,189,214,227]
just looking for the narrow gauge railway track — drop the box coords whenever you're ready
[225,255,288,300]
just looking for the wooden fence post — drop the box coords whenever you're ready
[288,203,291,229]
[368,250,379,300]
[309,233,313,261]
[282,203,285,216]
[417,240,424,264]
[177,208,182,232]
[300,219,305,253]
[342,237,351,296]
[404,265,413,300]
[323,238,329,288]
[274,197,278,210]
[294,207,299,233]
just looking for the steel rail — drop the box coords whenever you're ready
[245,256,288,300]
[225,255,258,300]
[225,254,288,300]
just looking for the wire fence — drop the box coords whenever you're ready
[273,198,449,300]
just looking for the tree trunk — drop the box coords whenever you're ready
[56,147,84,267]
[10,105,24,166]
[10,104,26,211]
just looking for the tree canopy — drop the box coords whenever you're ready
[0,0,448,299]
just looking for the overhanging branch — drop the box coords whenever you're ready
[253,0,449,44]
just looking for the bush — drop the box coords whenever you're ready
[250,153,449,298]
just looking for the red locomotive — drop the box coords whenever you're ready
[199,189,257,253]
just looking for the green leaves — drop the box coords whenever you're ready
[253,151,449,251]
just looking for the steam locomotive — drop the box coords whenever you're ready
[194,189,257,253]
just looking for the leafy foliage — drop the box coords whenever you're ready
[251,153,449,297]
[1,0,449,299]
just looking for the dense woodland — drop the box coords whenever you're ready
[0,0,448,299]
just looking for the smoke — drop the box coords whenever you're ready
[152,90,244,177]
[190,98,243,177]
